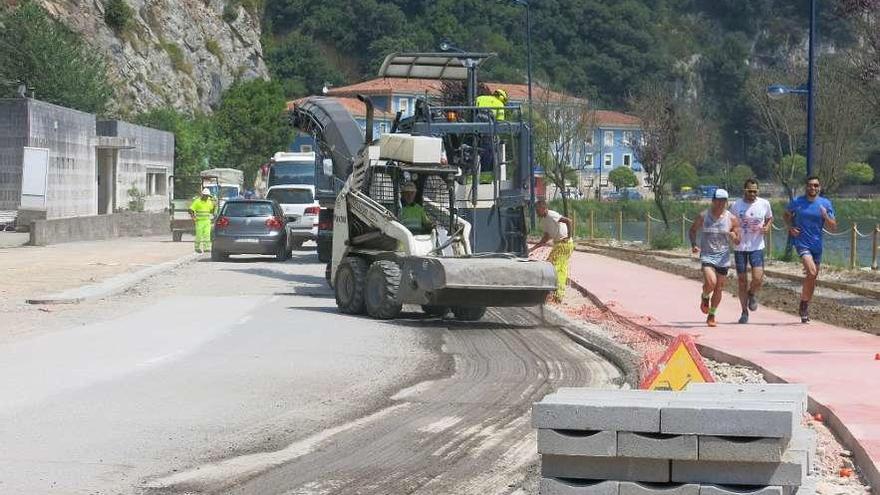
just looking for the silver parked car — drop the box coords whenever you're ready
[211,199,289,261]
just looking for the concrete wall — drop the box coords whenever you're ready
[97,120,174,213]
[0,100,28,211]
[27,99,98,219]
[29,211,169,246]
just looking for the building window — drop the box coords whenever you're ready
[146,169,167,196]
[300,144,313,152]
[622,131,633,146]
[379,122,388,134]
[585,134,594,146]
[604,131,614,147]
[604,153,613,167]
[623,154,632,168]
[399,98,410,115]
[584,153,593,167]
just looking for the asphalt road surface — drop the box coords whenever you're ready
[0,248,620,494]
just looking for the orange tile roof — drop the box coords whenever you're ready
[595,110,641,128]
[288,96,394,120]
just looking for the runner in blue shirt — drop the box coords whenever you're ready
[783,176,838,323]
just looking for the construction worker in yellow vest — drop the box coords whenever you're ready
[189,188,216,253]
[476,88,508,121]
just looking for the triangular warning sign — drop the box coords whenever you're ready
[640,334,714,391]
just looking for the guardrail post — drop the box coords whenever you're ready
[766,222,773,261]
[681,213,687,244]
[590,209,595,239]
[850,223,858,269]
[873,225,879,270]
[617,210,623,242]
[645,212,652,246]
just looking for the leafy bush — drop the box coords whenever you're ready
[205,38,223,63]
[127,186,145,212]
[650,229,681,250]
[844,162,874,185]
[104,0,134,33]
[161,41,192,75]
[609,167,638,190]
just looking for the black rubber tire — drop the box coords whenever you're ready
[172,231,183,242]
[335,257,367,314]
[421,305,449,317]
[365,260,402,319]
[452,306,487,321]
[275,242,290,262]
[317,240,332,263]
[210,248,227,262]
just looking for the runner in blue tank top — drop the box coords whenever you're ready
[784,176,838,323]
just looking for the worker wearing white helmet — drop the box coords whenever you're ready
[189,187,216,254]
[399,181,434,235]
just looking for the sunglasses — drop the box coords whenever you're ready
[807,183,821,188]
[745,189,759,193]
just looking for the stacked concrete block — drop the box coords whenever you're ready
[534,384,816,495]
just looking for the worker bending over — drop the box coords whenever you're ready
[529,200,574,303]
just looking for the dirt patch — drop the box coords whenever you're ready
[582,245,880,333]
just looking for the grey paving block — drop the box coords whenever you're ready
[671,450,808,486]
[683,384,808,418]
[534,398,667,432]
[685,383,809,411]
[538,429,617,457]
[541,454,671,483]
[795,476,818,495]
[789,429,817,473]
[540,478,620,495]
[698,436,789,462]
[620,481,700,495]
[699,485,785,495]
[618,432,698,460]
[661,400,797,438]
[553,388,679,400]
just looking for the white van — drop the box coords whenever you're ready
[267,185,319,250]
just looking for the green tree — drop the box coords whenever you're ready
[213,79,292,183]
[667,162,699,193]
[774,154,807,195]
[729,164,755,194]
[265,31,345,97]
[134,108,230,198]
[843,161,874,185]
[0,1,111,113]
[608,167,638,191]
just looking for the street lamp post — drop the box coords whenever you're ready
[767,0,818,177]
[506,0,535,222]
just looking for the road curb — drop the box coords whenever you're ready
[26,253,200,305]
[540,303,641,389]
[567,275,880,493]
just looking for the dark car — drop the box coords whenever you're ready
[211,199,289,261]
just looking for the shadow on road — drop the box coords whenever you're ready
[228,268,328,287]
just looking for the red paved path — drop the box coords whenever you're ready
[567,250,880,490]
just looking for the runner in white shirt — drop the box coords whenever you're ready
[729,178,774,324]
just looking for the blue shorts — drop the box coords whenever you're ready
[734,250,765,274]
[796,246,822,265]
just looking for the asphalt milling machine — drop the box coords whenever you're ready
[290,52,556,320]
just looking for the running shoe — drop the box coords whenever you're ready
[748,292,758,312]
[799,301,810,324]
[707,314,717,327]
[738,312,749,324]
[700,295,710,314]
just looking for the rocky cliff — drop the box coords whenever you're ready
[38,0,268,115]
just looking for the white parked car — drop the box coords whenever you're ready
[266,185,319,250]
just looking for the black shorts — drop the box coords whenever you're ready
[701,262,730,276]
